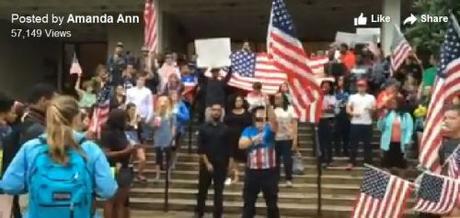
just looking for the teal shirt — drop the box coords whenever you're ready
[377,111,414,152]
[79,92,97,108]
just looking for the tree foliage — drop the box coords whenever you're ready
[405,0,460,54]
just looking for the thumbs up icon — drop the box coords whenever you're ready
[354,13,368,26]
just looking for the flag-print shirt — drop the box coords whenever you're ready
[241,124,277,170]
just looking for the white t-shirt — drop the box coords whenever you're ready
[126,87,154,122]
[347,93,376,125]
[274,106,297,140]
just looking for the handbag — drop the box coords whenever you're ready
[292,153,304,175]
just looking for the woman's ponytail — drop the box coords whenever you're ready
[45,96,80,164]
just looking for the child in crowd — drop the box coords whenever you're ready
[169,90,190,169]
[75,73,97,109]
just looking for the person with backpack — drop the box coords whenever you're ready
[0,95,118,218]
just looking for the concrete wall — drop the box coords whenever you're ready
[0,21,61,100]
[162,13,188,53]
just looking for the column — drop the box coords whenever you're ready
[381,0,401,56]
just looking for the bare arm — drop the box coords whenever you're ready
[103,146,133,158]
[346,102,354,116]
[291,119,298,150]
[74,75,84,97]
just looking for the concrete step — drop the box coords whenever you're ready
[144,146,388,159]
[131,178,361,195]
[136,153,419,168]
[126,197,352,217]
[129,188,356,206]
[122,197,416,218]
[133,169,365,185]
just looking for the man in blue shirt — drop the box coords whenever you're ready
[239,100,280,218]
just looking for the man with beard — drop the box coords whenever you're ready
[195,103,232,218]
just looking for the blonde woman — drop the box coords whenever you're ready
[0,96,117,217]
[152,95,176,182]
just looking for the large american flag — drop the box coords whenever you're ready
[267,0,322,123]
[88,85,111,138]
[144,0,158,53]
[419,14,460,171]
[390,25,412,75]
[228,51,286,94]
[352,167,413,218]
[413,172,460,214]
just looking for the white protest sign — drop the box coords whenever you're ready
[335,31,377,46]
[194,38,231,68]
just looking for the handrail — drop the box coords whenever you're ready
[313,124,322,217]
[164,150,171,212]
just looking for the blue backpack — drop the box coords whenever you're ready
[28,137,93,218]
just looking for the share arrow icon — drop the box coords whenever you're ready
[403,13,417,25]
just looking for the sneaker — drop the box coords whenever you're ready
[286,181,293,188]
[225,177,232,186]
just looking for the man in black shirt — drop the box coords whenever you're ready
[195,103,232,218]
[198,67,232,122]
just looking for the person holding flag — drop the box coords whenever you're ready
[239,97,279,218]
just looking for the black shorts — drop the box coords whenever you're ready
[116,167,134,188]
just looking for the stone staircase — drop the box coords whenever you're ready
[128,123,419,217]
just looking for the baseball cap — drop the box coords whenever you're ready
[116,41,124,47]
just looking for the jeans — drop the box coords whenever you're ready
[275,140,293,181]
[242,168,279,218]
[334,112,350,155]
[196,162,227,218]
[349,124,373,165]
[318,118,334,164]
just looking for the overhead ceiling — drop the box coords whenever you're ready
[0,0,413,41]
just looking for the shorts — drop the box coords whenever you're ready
[116,167,134,188]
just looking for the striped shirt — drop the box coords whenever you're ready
[241,124,277,170]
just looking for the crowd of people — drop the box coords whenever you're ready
[0,40,459,218]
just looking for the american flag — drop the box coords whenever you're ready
[267,0,322,123]
[307,55,329,75]
[69,52,82,75]
[144,0,158,53]
[181,74,198,103]
[390,25,412,75]
[419,14,460,171]
[88,85,111,138]
[352,167,413,218]
[227,51,286,94]
[413,172,460,214]
[447,146,460,179]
